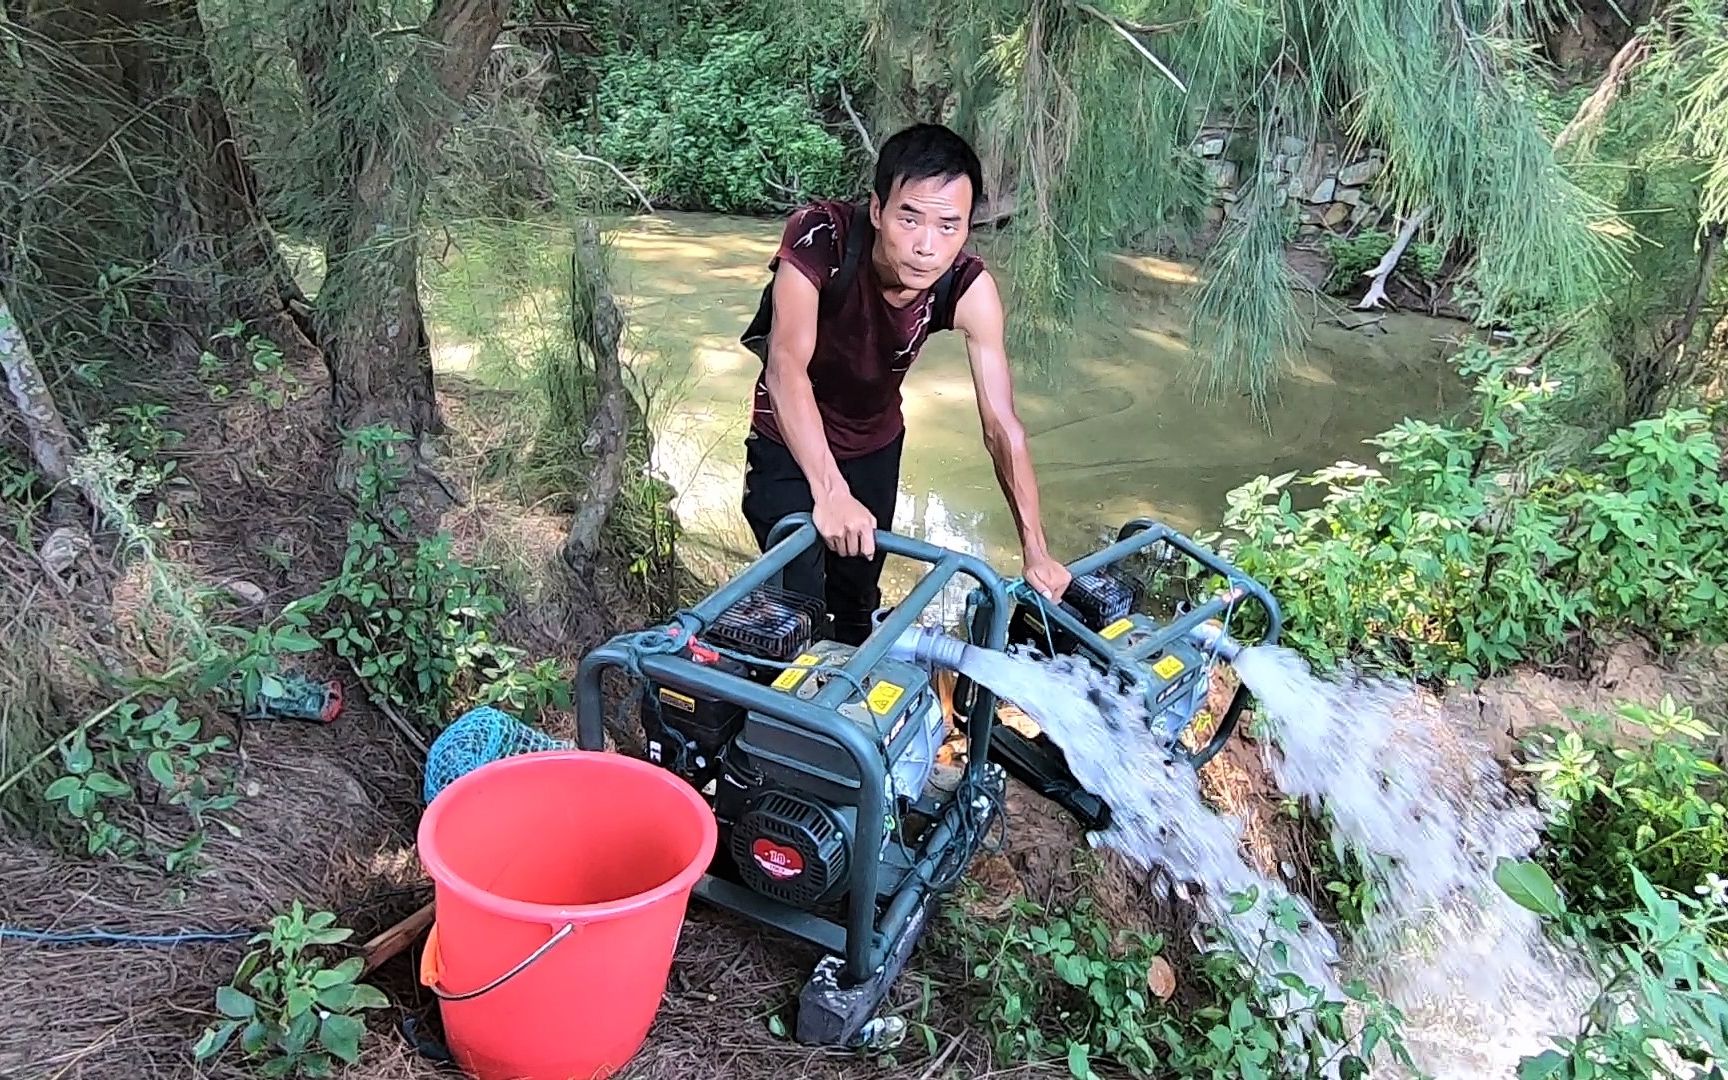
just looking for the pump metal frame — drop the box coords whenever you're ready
[961,517,1284,830]
[575,512,1011,990]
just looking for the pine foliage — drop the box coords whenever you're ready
[819,0,1631,411]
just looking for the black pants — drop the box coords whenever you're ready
[741,430,902,645]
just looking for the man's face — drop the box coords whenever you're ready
[870,173,973,291]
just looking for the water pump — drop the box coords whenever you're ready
[572,513,1279,1048]
[576,515,1014,1049]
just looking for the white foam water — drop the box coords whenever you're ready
[953,641,1593,1078]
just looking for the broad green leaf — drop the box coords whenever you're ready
[192,1020,240,1061]
[282,1008,318,1055]
[215,986,255,1019]
[83,771,130,797]
[240,1018,269,1055]
[1494,858,1565,918]
[274,628,321,653]
[146,751,177,789]
[1229,996,1253,1031]
[1066,1040,1090,1079]
[320,1013,365,1064]
[1518,1049,1568,1079]
[43,776,82,801]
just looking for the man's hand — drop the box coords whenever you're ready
[815,490,878,559]
[1023,550,1072,601]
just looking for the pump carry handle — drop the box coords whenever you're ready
[1111,518,1282,647]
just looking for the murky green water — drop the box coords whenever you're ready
[421,211,1464,584]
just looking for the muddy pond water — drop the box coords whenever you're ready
[421,211,1466,591]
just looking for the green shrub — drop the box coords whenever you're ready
[289,523,510,732]
[1522,697,1728,946]
[1210,349,1728,682]
[933,888,1412,1079]
[1321,229,1447,294]
[1498,859,1728,1079]
[590,29,857,212]
[194,902,390,1078]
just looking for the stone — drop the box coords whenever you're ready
[38,526,89,576]
[1338,158,1383,186]
[1296,223,1322,238]
[1279,134,1308,158]
[1196,136,1226,157]
[1204,205,1226,226]
[1307,177,1337,203]
[1205,160,1239,187]
[1336,186,1363,205]
[1350,201,1376,225]
[1321,202,1352,227]
[223,579,268,606]
[1299,205,1324,225]
[1271,152,1290,174]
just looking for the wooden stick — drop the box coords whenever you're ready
[361,900,435,975]
[1075,2,1187,93]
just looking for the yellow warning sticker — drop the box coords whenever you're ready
[1152,655,1186,679]
[771,653,821,691]
[867,681,906,715]
[658,689,696,711]
[1100,617,1135,640]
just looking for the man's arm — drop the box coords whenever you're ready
[762,263,878,558]
[952,270,1071,600]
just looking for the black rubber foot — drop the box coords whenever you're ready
[794,894,936,1047]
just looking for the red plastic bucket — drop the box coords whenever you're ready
[416,750,717,1080]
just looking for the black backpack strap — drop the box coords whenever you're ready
[741,202,869,362]
[933,265,958,330]
[825,203,872,306]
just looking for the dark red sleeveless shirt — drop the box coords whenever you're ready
[750,199,987,459]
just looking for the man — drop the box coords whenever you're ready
[739,122,1070,644]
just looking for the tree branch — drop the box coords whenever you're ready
[1074,2,1187,93]
[838,82,877,159]
[1553,35,1651,155]
[553,149,655,213]
[1357,207,1430,311]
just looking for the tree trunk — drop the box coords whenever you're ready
[293,0,509,446]
[8,0,312,385]
[1623,222,1725,420]
[562,222,631,575]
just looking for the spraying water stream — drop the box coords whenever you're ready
[949,640,1593,1078]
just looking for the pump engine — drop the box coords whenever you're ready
[639,589,950,908]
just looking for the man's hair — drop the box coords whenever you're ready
[872,123,986,214]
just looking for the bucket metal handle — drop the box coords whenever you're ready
[419,921,578,1002]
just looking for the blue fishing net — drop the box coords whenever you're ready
[422,706,571,804]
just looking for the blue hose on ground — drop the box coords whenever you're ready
[0,927,253,945]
